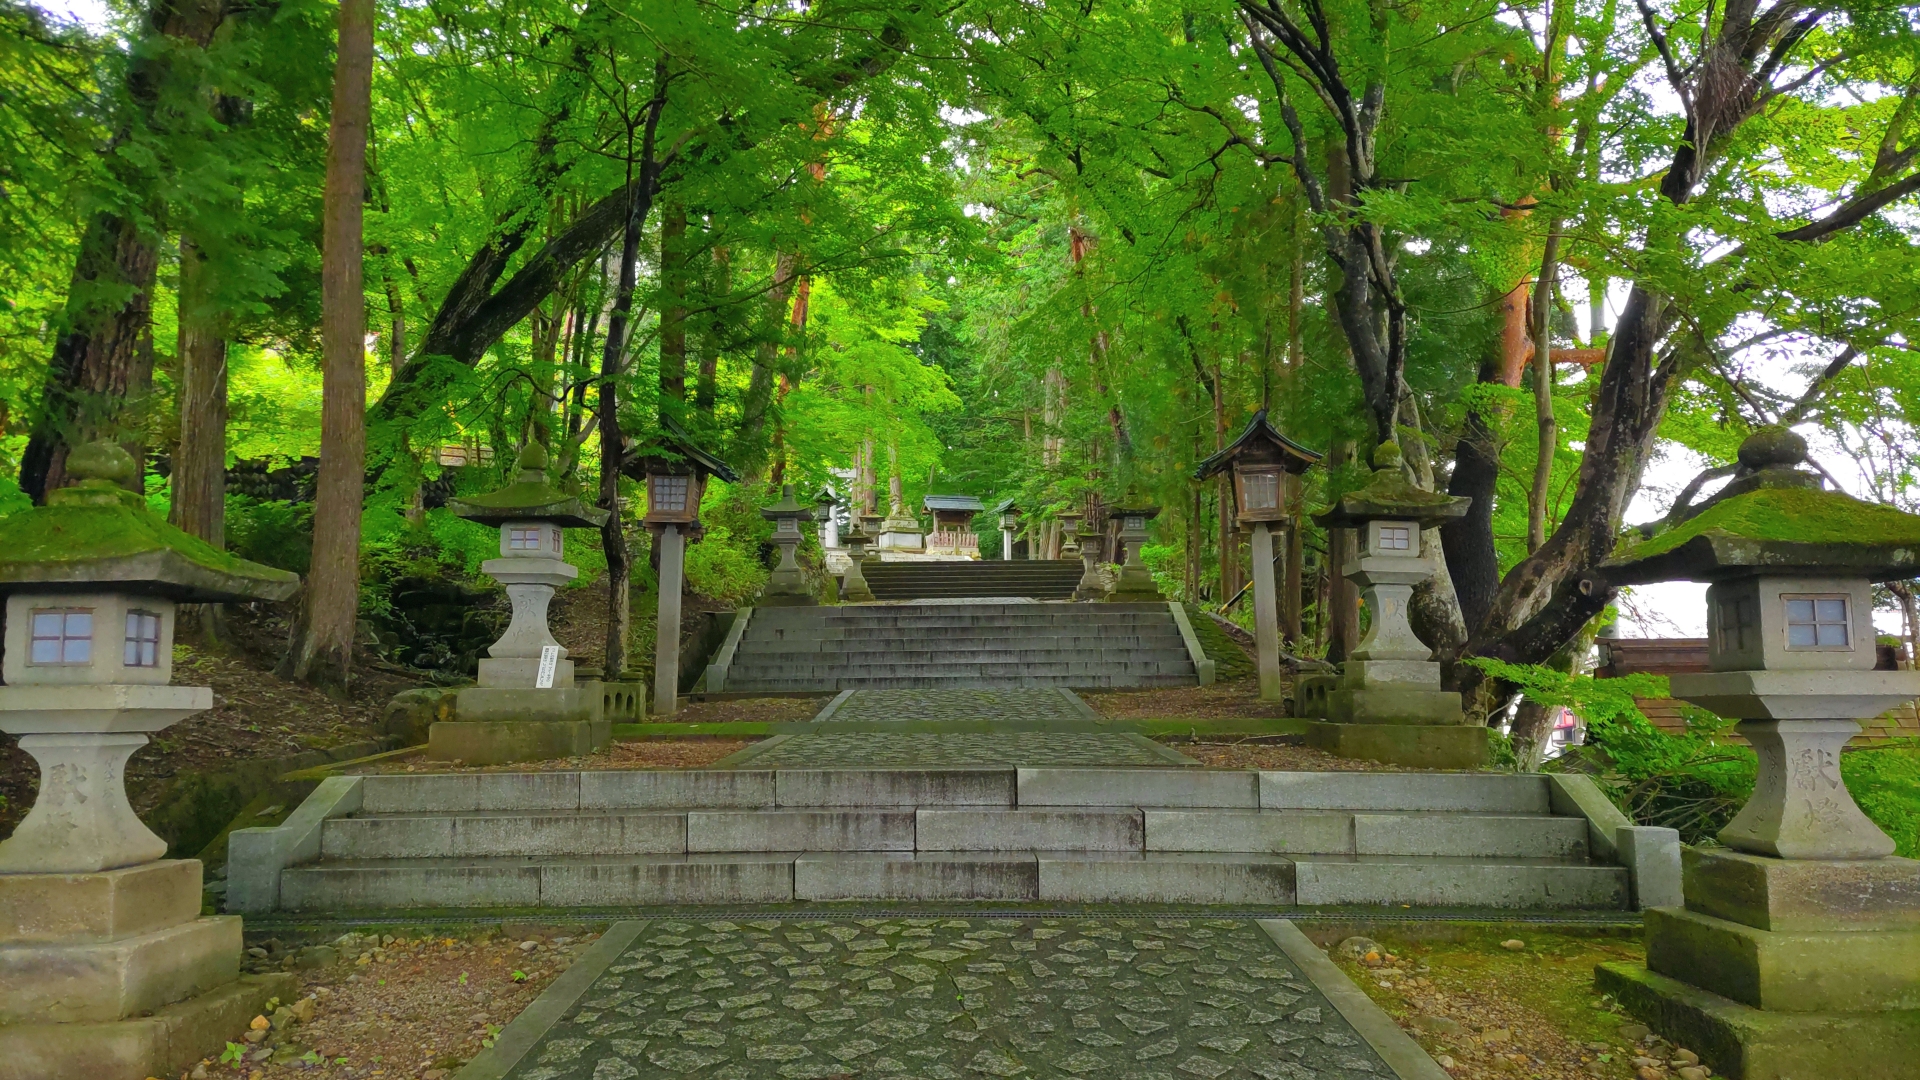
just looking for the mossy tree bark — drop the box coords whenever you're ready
[18,0,233,504]
[280,0,373,692]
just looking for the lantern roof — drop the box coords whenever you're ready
[0,441,300,602]
[814,485,842,507]
[623,414,740,483]
[991,497,1019,516]
[1604,429,1920,584]
[447,443,610,529]
[1311,442,1470,531]
[1107,488,1161,520]
[1194,409,1323,480]
[761,484,812,522]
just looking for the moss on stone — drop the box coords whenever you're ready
[0,495,298,599]
[1616,485,1920,561]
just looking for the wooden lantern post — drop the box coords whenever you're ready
[1193,410,1323,699]
[628,418,739,716]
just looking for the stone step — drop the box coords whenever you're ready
[723,674,1200,690]
[320,806,1583,860]
[732,639,1188,655]
[275,851,1624,909]
[724,662,1197,679]
[349,768,1553,815]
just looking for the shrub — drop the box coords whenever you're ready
[225,495,313,574]
[685,524,769,606]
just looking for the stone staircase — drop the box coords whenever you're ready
[861,560,1085,600]
[229,768,1642,913]
[721,603,1198,691]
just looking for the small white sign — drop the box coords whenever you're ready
[536,645,560,688]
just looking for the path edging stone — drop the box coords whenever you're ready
[1259,918,1453,1080]
[451,919,647,1080]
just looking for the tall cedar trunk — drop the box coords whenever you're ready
[738,250,801,469]
[1325,440,1359,662]
[171,234,227,547]
[696,245,727,415]
[280,0,373,690]
[659,201,688,403]
[19,0,230,502]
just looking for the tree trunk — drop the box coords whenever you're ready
[18,0,238,502]
[278,0,373,691]
[171,234,227,548]
[659,200,689,403]
[1325,440,1359,662]
[1526,230,1562,553]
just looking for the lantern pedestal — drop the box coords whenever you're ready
[1105,505,1163,602]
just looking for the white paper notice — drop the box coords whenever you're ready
[536,645,560,688]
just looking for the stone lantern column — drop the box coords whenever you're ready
[1302,442,1474,767]
[1073,527,1108,601]
[433,444,611,765]
[1104,500,1164,602]
[1592,430,1920,1078]
[0,442,300,1079]
[840,526,876,602]
[760,485,816,606]
[1058,508,1083,557]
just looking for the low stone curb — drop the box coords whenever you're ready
[451,920,648,1080]
[1259,918,1452,1080]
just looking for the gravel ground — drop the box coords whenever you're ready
[1084,678,1295,720]
[200,928,595,1080]
[659,696,834,724]
[1324,930,1709,1080]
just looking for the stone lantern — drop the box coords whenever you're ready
[625,416,739,716]
[1057,504,1083,558]
[1591,429,1920,1077]
[1105,496,1163,602]
[840,523,876,602]
[1073,523,1108,601]
[1194,409,1323,700]
[814,485,842,550]
[0,441,299,1078]
[1302,441,1473,766]
[759,484,815,606]
[992,498,1021,561]
[434,443,611,765]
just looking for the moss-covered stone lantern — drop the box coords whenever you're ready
[1104,497,1162,601]
[813,485,842,550]
[759,484,815,606]
[624,416,739,715]
[432,443,611,765]
[1591,429,1920,1077]
[1302,441,1474,767]
[1195,409,1323,700]
[1057,504,1083,558]
[0,441,298,1078]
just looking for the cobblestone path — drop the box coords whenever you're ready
[508,917,1390,1080]
[727,731,1189,768]
[819,690,1095,725]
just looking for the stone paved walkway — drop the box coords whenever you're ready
[720,731,1191,768]
[507,917,1390,1080]
[819,690,1097,725]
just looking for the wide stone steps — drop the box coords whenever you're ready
[727,602,1198,691]
[861,561,1085,600]
[277,852,1624,909]
[252,768,1631,911]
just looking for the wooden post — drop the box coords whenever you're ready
[653,523,684,716]
[1250,522,1283,700]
